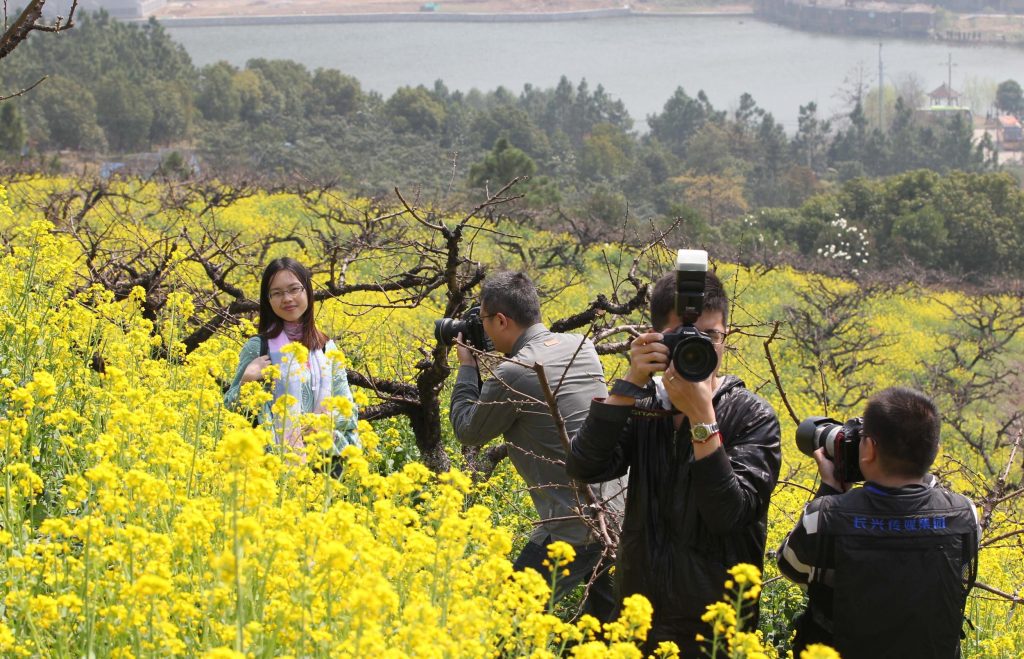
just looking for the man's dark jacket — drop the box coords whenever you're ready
[567,374,781,653]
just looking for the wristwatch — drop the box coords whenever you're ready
[609,378,648,399]
[691,421,720,443]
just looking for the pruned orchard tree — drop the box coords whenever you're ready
[18,173,656,473]
[918,289,1024,606]
[783,274,899,415]
[922,290,1024,478]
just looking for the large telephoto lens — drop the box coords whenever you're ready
[434,318,467,346]
[795,416,843,458]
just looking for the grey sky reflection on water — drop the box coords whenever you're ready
[167,16,1023,131]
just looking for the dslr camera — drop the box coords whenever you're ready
[434,305,494,352]
[796,416,865,483]
[657,249,719,382]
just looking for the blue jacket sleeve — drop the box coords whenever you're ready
[327,340,359,450]
[223,337,262,411]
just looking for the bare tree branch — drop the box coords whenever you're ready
[972,581,1024,604]
[763,320,800,426]
[0,0,77,61]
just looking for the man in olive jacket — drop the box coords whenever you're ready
[567,269,781,654]
[450,271,627,621]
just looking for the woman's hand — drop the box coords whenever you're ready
[241,355,272,384]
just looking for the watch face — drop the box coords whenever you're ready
[692,423,717,440]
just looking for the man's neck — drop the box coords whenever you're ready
[866,473,927,489]
[504,323,537,356]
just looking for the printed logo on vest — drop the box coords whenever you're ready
[851,515,946,531]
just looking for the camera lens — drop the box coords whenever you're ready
[794,416,865,483]
[434,318,466,346]
[823,427,846,459]
[795,416,844,458]
[671,334,717,382]
[796,417,826,456]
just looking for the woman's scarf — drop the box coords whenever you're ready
[283,320,304,342]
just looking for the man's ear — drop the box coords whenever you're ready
[860,436,877,465]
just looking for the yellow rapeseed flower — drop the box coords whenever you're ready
[728,562,762,586]
[217,428,264,467]
[28,370,57,400]
[280,341,309,365]
[701,601,737,626]
[5,462,43,499]
[652,640,681,658]
[545,540,576,568]
[322,395,354,419]
[800,644,842,659]
[132,574,173,598]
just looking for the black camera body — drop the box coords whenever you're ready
[796,416,865,483]
[435,305,494,352]
[660,326,718,383]
[658,249,718,382]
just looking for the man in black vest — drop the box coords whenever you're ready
[778,387,979,658]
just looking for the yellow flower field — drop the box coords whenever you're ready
[0,180,1021,657]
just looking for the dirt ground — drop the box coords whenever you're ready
[155,0,749,19]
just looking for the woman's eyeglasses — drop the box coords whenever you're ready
[269,285,306,301]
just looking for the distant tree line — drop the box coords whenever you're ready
[719,169,1024,282]
[1,11,1020,280]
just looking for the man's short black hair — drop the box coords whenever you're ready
[480,271,542,327]
[651,269,729,331]
[863,387,941,478]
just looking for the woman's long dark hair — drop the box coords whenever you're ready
[258,257,328,351]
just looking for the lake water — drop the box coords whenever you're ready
[165,16,1024,130]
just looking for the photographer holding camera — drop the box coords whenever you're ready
[778,387,979,658]
[567,252,782,654]
[447,271,626,621]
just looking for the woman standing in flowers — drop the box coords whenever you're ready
[224,257,358,459]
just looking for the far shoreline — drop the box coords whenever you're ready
[145,6,755,28]
[145,3,1024,49]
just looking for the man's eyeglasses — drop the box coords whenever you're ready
[269,285,306,301]
[700,329,727,345]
